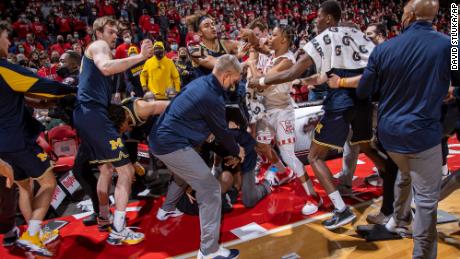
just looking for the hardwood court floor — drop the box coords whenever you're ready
[211,191,460,259]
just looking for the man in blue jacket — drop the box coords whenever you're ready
[150,54,243,259]
[357,0,459,258]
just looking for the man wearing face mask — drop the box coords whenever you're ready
[56,51,81,87]
[150,54,242,259]
[166,39,178,59]
[174,47,193,87]
[356,0,459,257]
[115,30,139,59]
[50,35,71,55]
[140,41,180,99]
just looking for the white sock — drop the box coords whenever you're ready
[113,210,126,232]
[28,220,42,236]
[385,216,397,233]
[302,179,316,196]
[328,191,346,212]
[99,204,110,219]
[442,164,448,176]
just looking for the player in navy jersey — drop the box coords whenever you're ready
[73,16,154,246]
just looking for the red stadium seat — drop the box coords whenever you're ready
[47,125,78,172]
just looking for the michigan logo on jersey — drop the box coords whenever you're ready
[109,138,124,150]
[37,152,48,162]
[315,123,323,134]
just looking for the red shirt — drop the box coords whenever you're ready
[139,15,151,32]
[23,42,45,57]
[166,51,177,60]
[37,65,62,82]
[115,43,139,59]
[144,23,160,37]
[73,19,87,32]
[83,35,93,48]
[49,43,71,55]
[56,17,72,34]
[31,22,47,40]
[98,3,115,17]
[12,21,31,39]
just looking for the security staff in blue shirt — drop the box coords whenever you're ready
[150,54,243,259]
[357,0,459,258]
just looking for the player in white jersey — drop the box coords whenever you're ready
[247,25,322,215]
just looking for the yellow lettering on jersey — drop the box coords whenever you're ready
[37,152,48,162]
[109,138,124,150]
[315,123,323,134]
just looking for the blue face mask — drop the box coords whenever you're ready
[171,44,178,51]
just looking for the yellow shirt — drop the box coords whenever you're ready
[140,56,181,99]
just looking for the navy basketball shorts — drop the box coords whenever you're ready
[74,104,130,168]
[350,102,374,145]
[0,142,53,181]
[313,104,373,150]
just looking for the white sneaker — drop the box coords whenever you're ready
[156,208,184,221]
[106,226,145,246]
[301,196,323,215]
[197,246,239,259]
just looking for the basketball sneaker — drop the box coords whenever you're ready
[197,246,239,259]
[106,226,144,246]
[2,226,19,247]
[322,207,356,230]
[301,195,323,215]
[16,231,53,257]
[156,208,184,221]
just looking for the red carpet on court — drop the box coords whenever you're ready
[1,138,460,259]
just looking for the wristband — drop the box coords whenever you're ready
[259,77,266,87]
[339,78,346,88]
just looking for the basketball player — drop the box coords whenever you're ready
[73,16,153,245]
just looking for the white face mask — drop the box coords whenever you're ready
[171,44,178,51]
[123,37,132,44]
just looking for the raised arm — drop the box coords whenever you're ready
[90,39,153,76]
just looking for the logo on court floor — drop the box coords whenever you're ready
[109,138,124,150]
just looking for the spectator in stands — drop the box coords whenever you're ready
[23,33,45,57]
[141,41,180,100]
[175,47,194,87]
[50,35,71,55]
[115,30,139,59]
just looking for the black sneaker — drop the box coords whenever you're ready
[2,226,19,247]
[322,207,356,230]
[83,212,98,226]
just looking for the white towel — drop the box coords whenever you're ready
[303,26,375,74]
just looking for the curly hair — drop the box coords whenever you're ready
[108,104,127,132]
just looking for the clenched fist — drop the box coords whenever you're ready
[140,39,154,59]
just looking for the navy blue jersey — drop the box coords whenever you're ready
[0,59,76,152]
[77,55,114,108]
[357,21,459,153]
[149,74,239,156]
